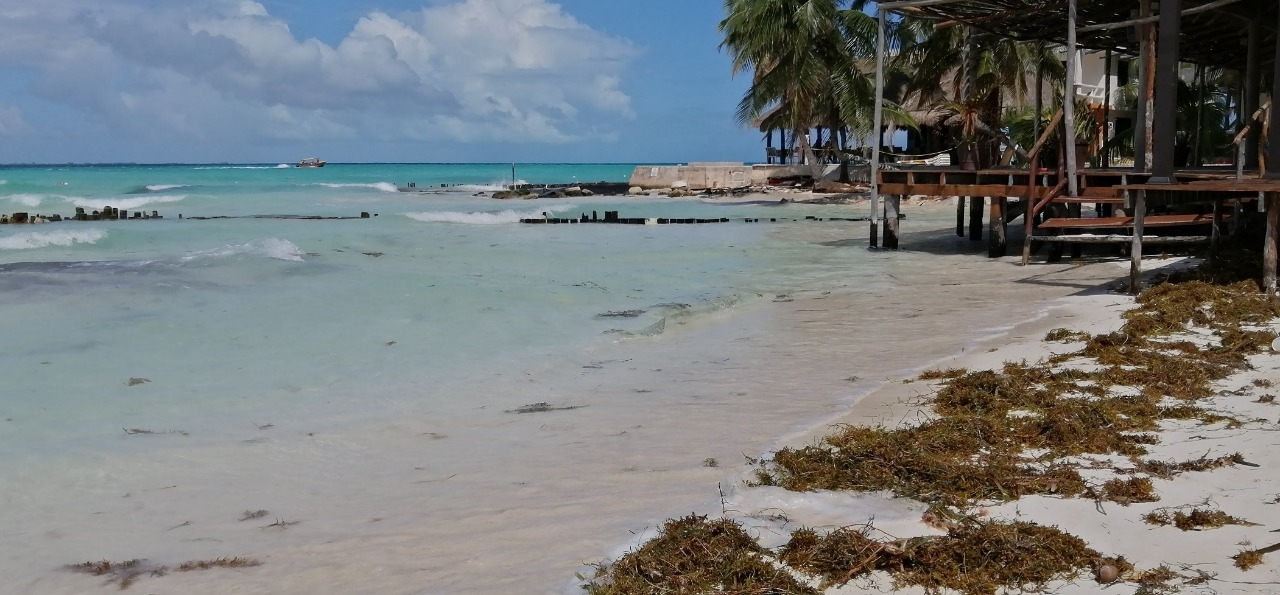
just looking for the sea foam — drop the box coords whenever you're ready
[181,238,307,263]
[318,182,399,193]
[5,194,47,208]
[405,204,577,225]
[144,184,188,192]
[72,195,187,211]
[0,228,108,250]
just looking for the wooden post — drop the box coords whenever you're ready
[1022,155,1041,266]
[957,196,966,236]
[969,196,984,241]
[989,196,1007,257]
[1266,193,1279,294]
[869,7,886,248]
[1209,199,1223,265]
[1068,202,1083,259]
[1136,0,1155,172]
[1148,0,1181,184]
[1246,19,1261,169]
[1064,0,1079,196]
[884,195,901,249]
[1268,6,1280,180]
[1130,190,1147,294]
[1103,48,1112,168]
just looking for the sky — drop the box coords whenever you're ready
[0,0,766,164]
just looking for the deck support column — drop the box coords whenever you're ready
[956,196,966,236]
[969,196,984,241]
[1130,190,1147,294]
[1068,203,1083,258]
[1266,193,1279,294]
[989,197,1007,257]
[1267,4,1280,180]
[884,195,901,250]
[1245,19,1261,170]
[1210,199,1223,265]
[1064,0,1079,196]
[1135,0,1155,172]
[1148,0,1181,184]
[869,7,887,248]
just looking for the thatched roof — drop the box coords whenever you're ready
[894,0,1273,72]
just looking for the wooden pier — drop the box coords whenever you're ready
[520,210,873,225]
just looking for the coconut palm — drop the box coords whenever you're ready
[720,0,906,171]
[894,20,1064,166]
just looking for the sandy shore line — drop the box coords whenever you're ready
[699,261,1280,593]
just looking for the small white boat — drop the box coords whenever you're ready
[296,158,326,168]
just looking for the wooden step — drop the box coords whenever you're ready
[1031,234,1212,244]
[1038,213,1219,229]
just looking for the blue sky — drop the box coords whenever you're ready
[0,0,765,164]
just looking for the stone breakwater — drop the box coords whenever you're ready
[1,206,164,224]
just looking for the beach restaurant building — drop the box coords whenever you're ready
[866,0,1280,295]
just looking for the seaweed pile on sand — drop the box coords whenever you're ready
[585,253,1280,594]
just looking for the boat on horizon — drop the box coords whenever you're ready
[296,158,326,168]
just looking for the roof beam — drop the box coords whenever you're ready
[1077,0,1247,33]
[879,0,967,11]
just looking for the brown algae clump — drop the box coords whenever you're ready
[1144,507,1257,531]
[584,514,819,595]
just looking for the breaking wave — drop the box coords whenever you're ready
[72,195,188,211]
[144,184,188,193]
[4,194,47,208]
[0,228,108,250]
[180,238,306,263]
[318,182,399,193]
[405,204,577,225]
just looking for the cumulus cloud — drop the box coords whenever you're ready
[0,0,638,151]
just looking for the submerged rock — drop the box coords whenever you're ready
[597,309,647,318]
[505,402,585,414]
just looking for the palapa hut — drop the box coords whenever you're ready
[867,0,1280,295]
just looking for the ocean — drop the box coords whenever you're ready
[0,163,1078,593]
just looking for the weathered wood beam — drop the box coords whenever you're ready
[1076,0,1246,33]
[1032,235,1212,243]
[878,183,1052,197]
[1130,190,1147,294]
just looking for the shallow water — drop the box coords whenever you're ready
[0,165,1111,594]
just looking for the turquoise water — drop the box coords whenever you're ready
[0,164,890,460]
[2,163,947,593]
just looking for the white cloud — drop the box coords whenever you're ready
[0,0,638,151]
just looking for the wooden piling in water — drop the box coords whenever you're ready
[988,197,1007,257]
[883,195,901,249]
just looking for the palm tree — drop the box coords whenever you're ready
[893,20,1064,167]
[719,0,905,174]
